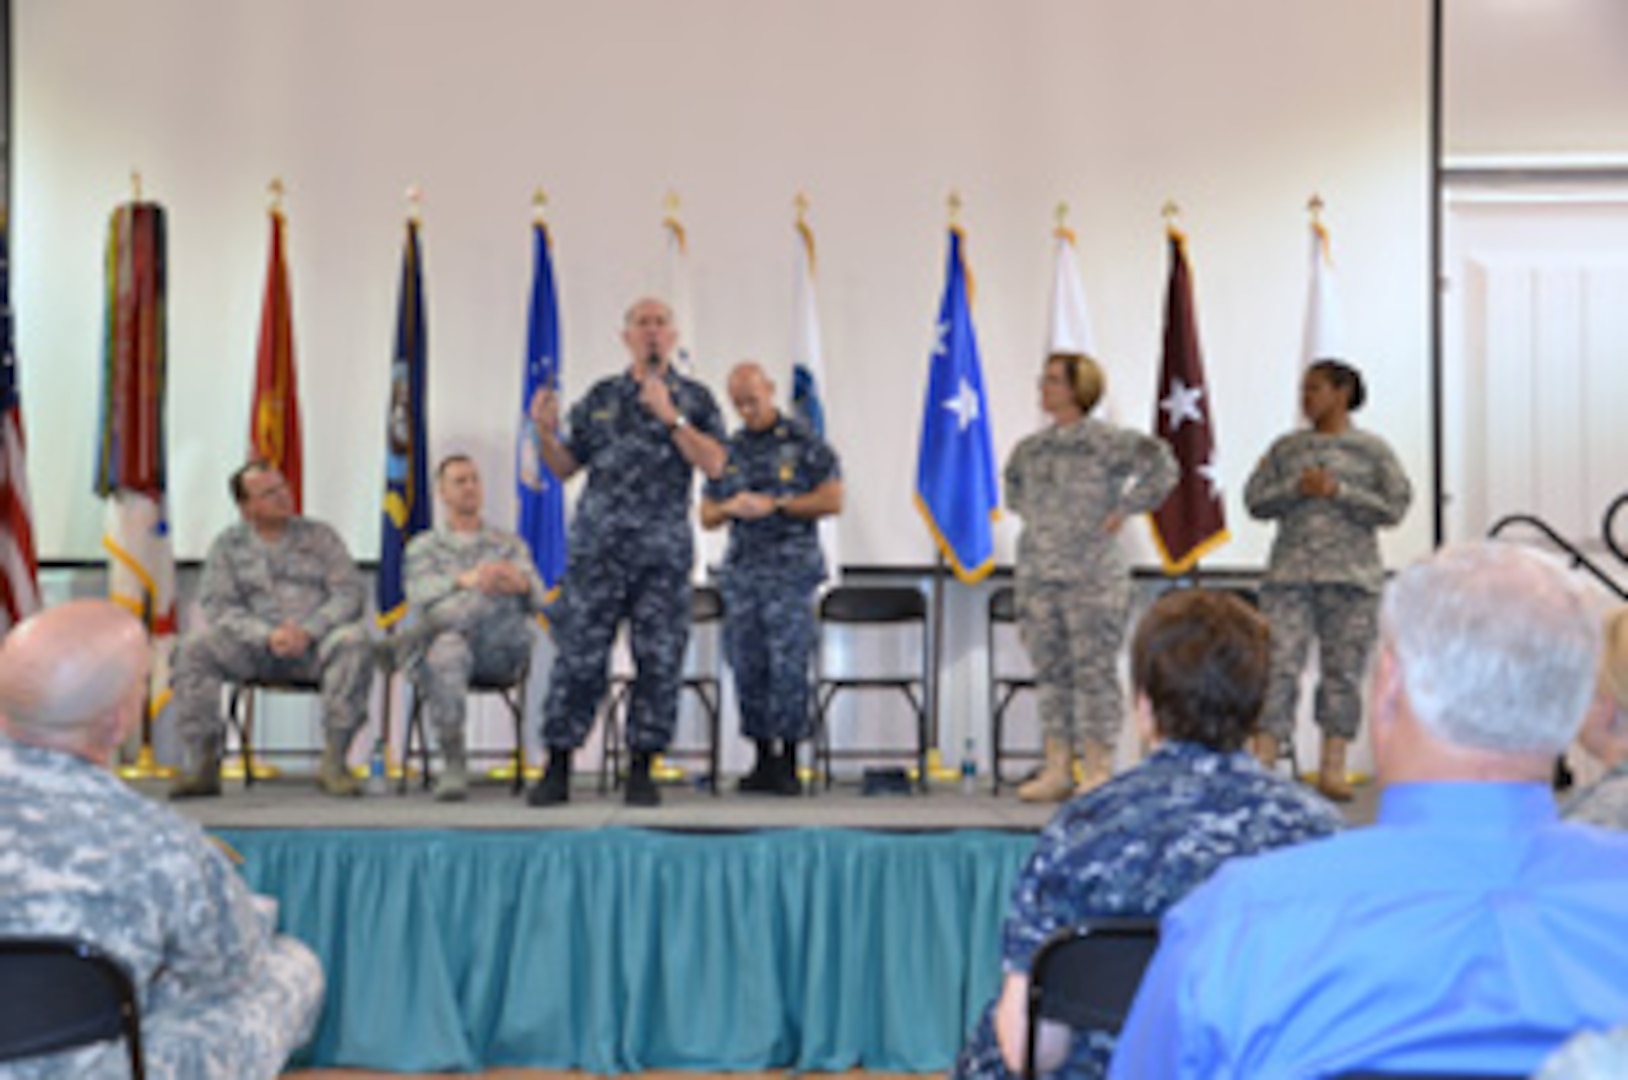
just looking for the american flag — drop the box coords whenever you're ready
[0,224,40,631]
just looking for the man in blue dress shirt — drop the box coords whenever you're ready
[1111,541,1628,1079]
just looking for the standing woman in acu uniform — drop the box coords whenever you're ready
[1244,359,1412,800]
[1004,353,1177,802]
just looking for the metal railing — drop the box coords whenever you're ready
[1488,511,1627,601]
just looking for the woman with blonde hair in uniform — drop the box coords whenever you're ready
[1003,352,1177,801]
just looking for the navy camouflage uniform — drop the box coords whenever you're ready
[704,413,841,742]
[405,525,548,745]
[171,518,374,753]
[542,370,726,752]
[1004,419,1177,748]
[1243,429,1412,741]
[953,741,1345,1080]
[0,734,323,1078]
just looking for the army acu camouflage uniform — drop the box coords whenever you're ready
[1003,419,1177,748]
[542,370,726,753]
[1244,428,1412,741]
[1564,763,1628,830]
[953,741,1345,1080]
[704,413,841,742]
[404,525,548,745]
[171,518,373,757]
[0,735,323,1078]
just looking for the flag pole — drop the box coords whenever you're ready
[648,189,690,785]
[370,183,426,783]
[1161,198,1199,589]
[115,590,175,780]
[920,191,970,786]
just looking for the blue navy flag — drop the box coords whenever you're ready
[914,227,998,583]
[378,219,431,628]
[517,220,567,601]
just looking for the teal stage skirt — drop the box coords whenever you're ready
[218,826,1034,1073]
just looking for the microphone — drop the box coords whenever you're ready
[646,348,661,373]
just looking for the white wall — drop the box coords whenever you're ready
[1446,0,1628,161]
[18,0,1432,571]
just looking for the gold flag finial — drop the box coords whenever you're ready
[532,187,548,223]
[1055,201,1070,229]
[131,170,143,203]
[406,184,424,224]
[948,189,963,226]
[663,189,682,219]
[1161,199,1181,224]
[794,191,809,226]
[268,177,285,215]
[1307,192,1325,223]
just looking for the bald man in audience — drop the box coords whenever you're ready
[0,600,324,1079]
[1110,542,1628,1078]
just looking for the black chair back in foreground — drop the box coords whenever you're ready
[1024,916,1160,1080]
[0,936,145,1077]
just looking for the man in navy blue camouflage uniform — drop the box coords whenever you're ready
[702,362,843,795]
[954,588,1344,1080]
[526,297,727,807]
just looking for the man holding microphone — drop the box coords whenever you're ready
[526,297,727,808]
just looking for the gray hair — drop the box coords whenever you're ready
[1380,542,1602,755]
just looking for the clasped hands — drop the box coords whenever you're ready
[457,561,531,596]
[1299,466,1339,498]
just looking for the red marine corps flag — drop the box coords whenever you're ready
[249,181,303,511]
[1150,211,1229,574]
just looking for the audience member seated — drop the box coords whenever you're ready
[404,453,548,801]
[1110,541,1628,1078]
[0,599,324,1078]
[953,588,1345,1080]
[170,461,375,798]
[1564,604,1628,829]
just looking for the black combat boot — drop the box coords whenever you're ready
[625,750,661,807]
[774,740,804,796]
[737,738,780,794]
[526,749,571,807]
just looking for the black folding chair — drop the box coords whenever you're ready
[811,584,930,792]
[599,585,725,795]
[988,584,1041,794]
[0,937,145,1078]
[224,674,324,786]
[400,664,530,795]
[1024,917,1160,1080]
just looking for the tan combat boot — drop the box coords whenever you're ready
[1018,737,1075,802]
[169,735,223,800]
[1075,739,1113,796]
[1316,735,1354,802]
[434,734,469,803]
[318,731,363,798]
[1250,731,1279,769]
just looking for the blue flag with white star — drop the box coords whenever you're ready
[517,220,567,601]
[914,227,998,583]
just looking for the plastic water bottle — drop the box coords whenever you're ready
[960,736,978,796]
[365,739,387,796]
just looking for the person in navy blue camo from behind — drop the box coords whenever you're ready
[954,587,1343,1080]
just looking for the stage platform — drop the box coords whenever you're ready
[131,775,1379,1075]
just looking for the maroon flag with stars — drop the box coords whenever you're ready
[1150,225,1229,574]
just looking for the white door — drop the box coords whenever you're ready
[1443,186,1628,577]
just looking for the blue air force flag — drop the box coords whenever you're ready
[914,227,998,583]
[517,220,567,601]
[377,218,430,628]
